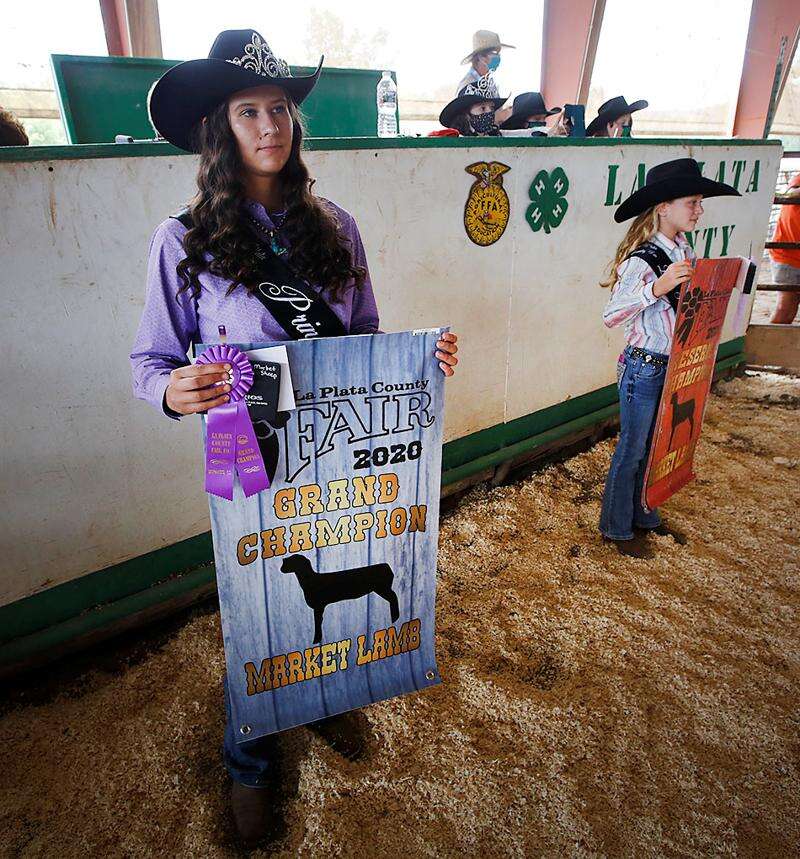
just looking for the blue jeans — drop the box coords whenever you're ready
[222,676,338,786]
[599,346,666,540]
[222,675,276,787]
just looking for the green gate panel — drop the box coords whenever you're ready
[50,54,396,144]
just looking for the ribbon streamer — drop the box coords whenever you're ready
[196,345,270,501]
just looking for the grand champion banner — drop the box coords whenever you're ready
[199,329,446,742]
[642,257,754,512]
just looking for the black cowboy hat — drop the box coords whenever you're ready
[149,29,323,152]
[439,75,507,129]
[614,158,740,223]
[586,95,647,137]
[499,92,561,130]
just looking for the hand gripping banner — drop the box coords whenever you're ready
[200,330,447,741]
[642,257,752,512]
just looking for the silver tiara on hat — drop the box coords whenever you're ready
[461,73,499,99]
[225,31,291,79]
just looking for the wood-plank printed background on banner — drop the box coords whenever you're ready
[204,330,445,741]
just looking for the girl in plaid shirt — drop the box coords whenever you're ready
[598,158,739,556]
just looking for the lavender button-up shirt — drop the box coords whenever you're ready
[130,198,381,415]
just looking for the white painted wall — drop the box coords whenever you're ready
[0,141,779,605]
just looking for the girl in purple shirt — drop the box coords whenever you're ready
[131,29,458,844]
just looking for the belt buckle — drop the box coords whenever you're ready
[644,354,652,363]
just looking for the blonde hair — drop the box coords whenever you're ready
[600,206,660,288]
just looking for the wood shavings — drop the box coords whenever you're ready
[0,372,797,856]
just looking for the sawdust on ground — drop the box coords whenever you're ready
[1,371,798,858]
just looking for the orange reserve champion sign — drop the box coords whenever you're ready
[642,257,753,512]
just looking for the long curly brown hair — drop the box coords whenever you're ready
[176,98,365,300]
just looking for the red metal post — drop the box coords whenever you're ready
[732,0,800,138]
[540,0,606,109]
[99,0,131,57]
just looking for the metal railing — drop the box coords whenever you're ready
[759,182,800,293]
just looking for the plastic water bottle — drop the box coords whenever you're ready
[376,71,398,138]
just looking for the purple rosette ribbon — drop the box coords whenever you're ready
[196,345,270,501]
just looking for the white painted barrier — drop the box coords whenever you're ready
[0,138,780,607]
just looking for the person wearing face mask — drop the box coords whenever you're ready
[456,29,514,94]
[587,95,648,138]
[439,75,506,137]
[499,92,562,136]
[457,30,514,125]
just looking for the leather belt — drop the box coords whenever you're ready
[627,346,669,367]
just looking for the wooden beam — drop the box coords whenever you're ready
[98,0,162,57]
[732,0,800,138]
[0,88,60,120]
[746,323,800,372]
[125,0,163,58]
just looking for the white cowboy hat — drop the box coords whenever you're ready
[461,30,516,64]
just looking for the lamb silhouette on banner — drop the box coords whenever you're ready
[280,554,400,644]
[668,392,696,449]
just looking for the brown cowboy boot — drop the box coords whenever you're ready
[230,781,281,845]
[635,522,688,544]
[603,534,654,559]
[306,711,369,760]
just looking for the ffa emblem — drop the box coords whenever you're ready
[526,167,569,234]
[463,161,511,246]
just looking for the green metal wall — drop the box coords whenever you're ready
[50,54,396,143]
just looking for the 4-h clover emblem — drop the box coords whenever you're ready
[526,167,570,234]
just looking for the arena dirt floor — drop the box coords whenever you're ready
[1,370,798,858]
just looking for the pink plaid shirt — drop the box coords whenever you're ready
[602,231,696,355]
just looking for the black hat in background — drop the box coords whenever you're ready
[499,92,561,130]
[614,158,740,223]
[439,74,507,129]
[149,29,323,152]
[586,95,647,137]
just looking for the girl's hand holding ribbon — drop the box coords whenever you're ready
[165,362,234,415]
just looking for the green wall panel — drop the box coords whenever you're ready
[50,54,395,144]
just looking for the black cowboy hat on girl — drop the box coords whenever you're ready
[614,158,740,223]
[586,95,647,137]
[148,29,323,153]
[499,92,561,131]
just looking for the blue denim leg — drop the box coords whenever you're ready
[632,409,663,531]
[222,674,276,787]
[599,349,667,540]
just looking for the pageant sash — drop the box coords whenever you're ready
[196,344,270,501]
[172,210,347,340]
